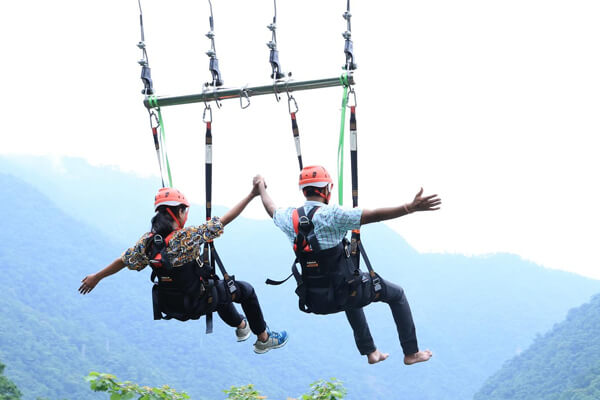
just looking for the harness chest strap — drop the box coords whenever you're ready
[292,206,321,253]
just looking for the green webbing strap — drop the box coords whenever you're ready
[337,73,350,205]
[148,96,173,187]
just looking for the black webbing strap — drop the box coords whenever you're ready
[204,278,216,333]
[290,112,303,170]
[358,241,382,295]
[349,105,358,208]
[203,119,237,301]
[152,284,161,320]
[205,120,213,220]
[265,258,296,285]
[205,312,213,333]
[349,102,360,263]
[286,93,302,170]
[210,242,236,300]
[346,99,382,298]
[202,118,214,276]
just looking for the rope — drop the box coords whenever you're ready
[148,96,173,187]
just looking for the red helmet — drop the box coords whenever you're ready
[299,165,333,190]
[154,187,190,212]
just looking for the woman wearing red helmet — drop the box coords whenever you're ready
[254,166,441,365]
[79,183,288,354]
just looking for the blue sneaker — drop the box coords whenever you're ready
[253,328,289,354]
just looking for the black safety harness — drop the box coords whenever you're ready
[267,205,382,314]
[147,232,219,333]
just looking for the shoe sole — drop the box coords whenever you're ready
[253,336,289,354]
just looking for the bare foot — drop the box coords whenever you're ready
[404,350,433,365]
[367,349,389,365]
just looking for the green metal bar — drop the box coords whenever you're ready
[143,74,355,109]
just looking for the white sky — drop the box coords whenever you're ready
[1,0,599,279]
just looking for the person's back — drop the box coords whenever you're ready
[79,184,289,354]
[255,166,441,365]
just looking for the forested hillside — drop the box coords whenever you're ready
[1,156,600,400]
[474,294,600,400]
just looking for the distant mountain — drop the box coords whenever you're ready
[0,155,158,244]
[474,294,600,400]
[1,155,600,400]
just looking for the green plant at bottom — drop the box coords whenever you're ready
[0,361,22,400]
[224,384,266,399]
[300,379,346,400]
[86,372,347,400]
[85,372,190,400]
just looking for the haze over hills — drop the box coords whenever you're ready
[474,293,600,400]
[1,155,599,400]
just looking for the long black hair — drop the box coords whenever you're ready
[151,204,187,237]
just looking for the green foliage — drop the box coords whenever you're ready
[85,372,190,400]
[300,379,346,400]
[94,377,346,400]
[475,294,600,400]
[223,384,266,399]
[0,361,22,400]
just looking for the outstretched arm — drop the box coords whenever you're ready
[79,257,127,295]
[220,182,261,227]
[254,175,276,218]
[360,188,441,225]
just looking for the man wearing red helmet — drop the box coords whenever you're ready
[79,184,288,354]
[254,166,441,365]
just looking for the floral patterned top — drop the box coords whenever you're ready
[121,217,224,271]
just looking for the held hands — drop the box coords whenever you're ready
[79,274,100,295]
[407,188,442,213]
[252,175,267,196]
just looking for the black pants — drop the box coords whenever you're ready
[214,280,267,335]
[345,278,418,356]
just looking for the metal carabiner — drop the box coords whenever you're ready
[148,109,160,128]
[346,87,357,108]
[203,103,212,123]
[240,89,251,109]
[287,92,298,114]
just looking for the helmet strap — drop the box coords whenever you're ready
[318,189,330,204]
[166,207,184,230]
[303,187,330,204]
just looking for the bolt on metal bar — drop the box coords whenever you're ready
[143,74,355,109]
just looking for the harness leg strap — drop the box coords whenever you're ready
[205,312,213,334]
[152,284,162,320]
